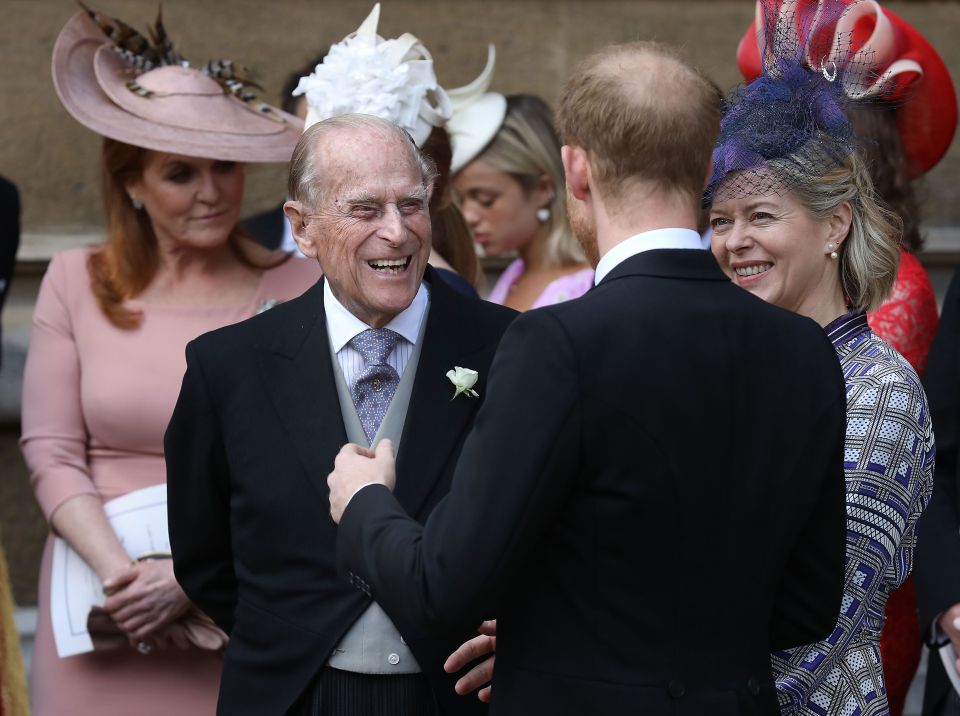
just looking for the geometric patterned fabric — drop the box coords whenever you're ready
[349,328,402,444]
[771,310,935,716]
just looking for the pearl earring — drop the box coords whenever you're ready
[536,207,550,223]
[828,243,838,260]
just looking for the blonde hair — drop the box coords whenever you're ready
[556,42,721,208]
[476,95,584,267]
[770,151,901,311]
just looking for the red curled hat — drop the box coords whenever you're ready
[737,0,957,178]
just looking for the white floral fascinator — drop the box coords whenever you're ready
[294,3,460,146]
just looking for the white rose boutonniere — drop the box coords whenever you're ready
[446,366,479,399]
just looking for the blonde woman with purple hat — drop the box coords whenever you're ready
[20,7,319,714]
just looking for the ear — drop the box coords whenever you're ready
[701,158,715,194]
[561,145,590,202]
[283,200,319,259]
[531,173,555,208]
[826,200,853,252]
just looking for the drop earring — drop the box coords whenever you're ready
[828,243,838,260]
[536,207,550,222]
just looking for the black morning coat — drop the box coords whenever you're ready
[165,268,516,715]
[337,249,849,716]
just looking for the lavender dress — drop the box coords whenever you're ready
[488,259,594,308]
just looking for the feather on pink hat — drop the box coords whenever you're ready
[52,8,304,162]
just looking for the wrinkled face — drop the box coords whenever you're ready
[127,151,244,250]
[453,159,551,256]
[299,131,432,327]
[709,184,839,316]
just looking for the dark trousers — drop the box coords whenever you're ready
[288,667,440,716]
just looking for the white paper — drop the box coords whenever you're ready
[50,484,170,658]
[938,642,960,697]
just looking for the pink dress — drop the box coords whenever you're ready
[487,259,594,308]
[20,248,321,716]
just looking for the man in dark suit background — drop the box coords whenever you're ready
[916,270,960,716]
[166,114,515,716]
[0,176,20,371]
[242,54,323,251]
[328,42,848,715]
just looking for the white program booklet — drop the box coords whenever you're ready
[49,484,170,657]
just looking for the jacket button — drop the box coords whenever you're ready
[747,677,761,696]
[388,653,400,665]
[668,680,685,698]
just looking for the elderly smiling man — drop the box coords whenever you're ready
[164,114,515,716]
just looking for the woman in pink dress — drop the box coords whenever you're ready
[448,82,593,311]
[20,9,319,715]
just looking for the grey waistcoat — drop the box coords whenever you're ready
[326,307,429,675]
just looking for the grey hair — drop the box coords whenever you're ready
[288,114,438,209]
[768,150,901,311]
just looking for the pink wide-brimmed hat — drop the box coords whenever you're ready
[52,9,304,163]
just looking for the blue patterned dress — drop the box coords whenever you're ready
[771,310,935,715]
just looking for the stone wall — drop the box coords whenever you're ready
[2,0,960,606]
[2,0,959,249]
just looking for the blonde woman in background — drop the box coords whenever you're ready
[450,93,592,311]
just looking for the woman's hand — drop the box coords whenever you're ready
[103,558,191,640]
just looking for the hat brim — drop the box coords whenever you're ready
[448,93,508,174]
[736,4,957,178]
[52,12,304,163]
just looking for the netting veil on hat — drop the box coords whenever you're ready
[294,3,475,147]
[706,0,885,205]
[737,0,957,178]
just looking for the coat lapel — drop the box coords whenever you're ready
[394,273,487,518]
[259,279,347,500]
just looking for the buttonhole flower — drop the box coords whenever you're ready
[446,366,479,399]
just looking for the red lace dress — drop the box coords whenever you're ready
[867,248,939,716]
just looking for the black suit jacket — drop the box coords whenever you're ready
[165,269,516,715]
[915,269,960,716]
[243,203,287,250]
[0,176,20,369]
[338,249,848,716]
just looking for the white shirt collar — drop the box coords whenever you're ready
[594,228,705,285]
[323,279,428,353]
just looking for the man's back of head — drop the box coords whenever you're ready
[556,42,721,211]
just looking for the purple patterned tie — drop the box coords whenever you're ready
[349,328,402,443]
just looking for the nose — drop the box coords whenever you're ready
[722,220,753,254]
[460,199,481,229]
[197,169,222,204]
[377,203,405,245]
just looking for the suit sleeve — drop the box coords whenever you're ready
[915,270,960,634]
[165,340,238,633]
[768,360,847,651]
[338,308,581,633]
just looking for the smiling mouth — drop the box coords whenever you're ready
[368,257,412,275]
[734,263,772,277]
